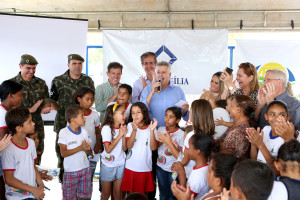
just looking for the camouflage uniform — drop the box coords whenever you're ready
[50,70,95,172]
[11,72,52,164]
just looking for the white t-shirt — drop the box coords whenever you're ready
[107,102,132,119]
[100,125,126,167]
[83,110,101,162]
[58,126,91,172]
[213,107,230,139]
[257,126,284,163]
[125,123,157,172]
[0,105,7,129]
[268,181,288,200]
[183,131,196,178]
[1,138,37,200]
[187,164,210,199]
[155,126,184,172]
[0,105,7,176]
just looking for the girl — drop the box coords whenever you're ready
[156,107,185,200]
[0,80,23,199]
[121,102,158,195]
[201,153,237,200]
[74,86,102,181]
[246,100,290,173]
[180,99,215,178]
[217,95,255,159]
[100,104,127,200]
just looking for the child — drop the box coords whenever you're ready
[246,101,290,169]
[181,99,215,178]
[171,153,237,200]
[222,159,274,200]
[215,95,234,128]
[155,106,185,200]
[121,102,158,195]
[273,139,300,199]
[100,103,127,200]
[173,133,214,199]
[58,105,93,200]
[2,108,45,200]
[213,100,230,139]
[0,80,23,199]
[107,84,132,119]
[74,86,102,182]
[27,130,53,181]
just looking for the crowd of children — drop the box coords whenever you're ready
[0,76,300,200]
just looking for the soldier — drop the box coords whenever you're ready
[50,54,95,182]
[11,54,53,164]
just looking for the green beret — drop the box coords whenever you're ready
[68,54,84,62]
[20,54,38,65]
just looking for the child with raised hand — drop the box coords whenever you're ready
[221,160,274,200]
[2,108,45,200]
[107,84,133,119]
[246,101,290,170]
[74,86,102,182]
[181,99,215,178]
[171,153,237,200]
[100,103,127,200]
[155,106,185,200]
[121,102,158,195]
[172,133,214,199]
[0,80,23,199]
[58,105,93,200]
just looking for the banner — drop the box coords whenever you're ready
[103,30,228,95]
[234,40,300,96]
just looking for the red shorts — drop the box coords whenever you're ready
[121,168,154,194]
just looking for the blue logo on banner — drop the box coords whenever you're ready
[155,45,177,65]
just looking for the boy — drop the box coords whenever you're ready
[58,105,93,200]
[173,133,214,198]
[227,160,274,200]
[2,108,45,200]
[107,84,132,119]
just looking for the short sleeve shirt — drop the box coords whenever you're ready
[257,126,284,163]
[125,123,156,172]
[1,138,37,200]
[100,125,126,167]
[58,126,91,172]
[183,131,196,178]
[155,126,184,172]
[187,164,210,199]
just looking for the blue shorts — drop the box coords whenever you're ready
[100,163,125,182]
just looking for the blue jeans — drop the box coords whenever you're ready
[156,165,177,200]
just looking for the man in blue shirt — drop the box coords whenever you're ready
[140,61,189,128]
[132,52,157,103]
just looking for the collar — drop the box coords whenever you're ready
[84,110,92,116]
[166,127,180,133]
[269,130,279,139]
[193,163,209,170]
[64,70,83,81]
[16,72,37,83]
[0,104,7,111]
[275,91,289,100]
[68,126,82,135]
[107,80,119,88]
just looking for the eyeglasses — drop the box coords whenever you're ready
[143,62,155,66]
[263,78,280,83]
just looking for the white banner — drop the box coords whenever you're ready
[234,40,300,96]
[103,30,228,95]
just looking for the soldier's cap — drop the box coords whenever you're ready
[20,54,38,65]
[68,54,84,62]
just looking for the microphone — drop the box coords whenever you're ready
[157,78,162,93]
